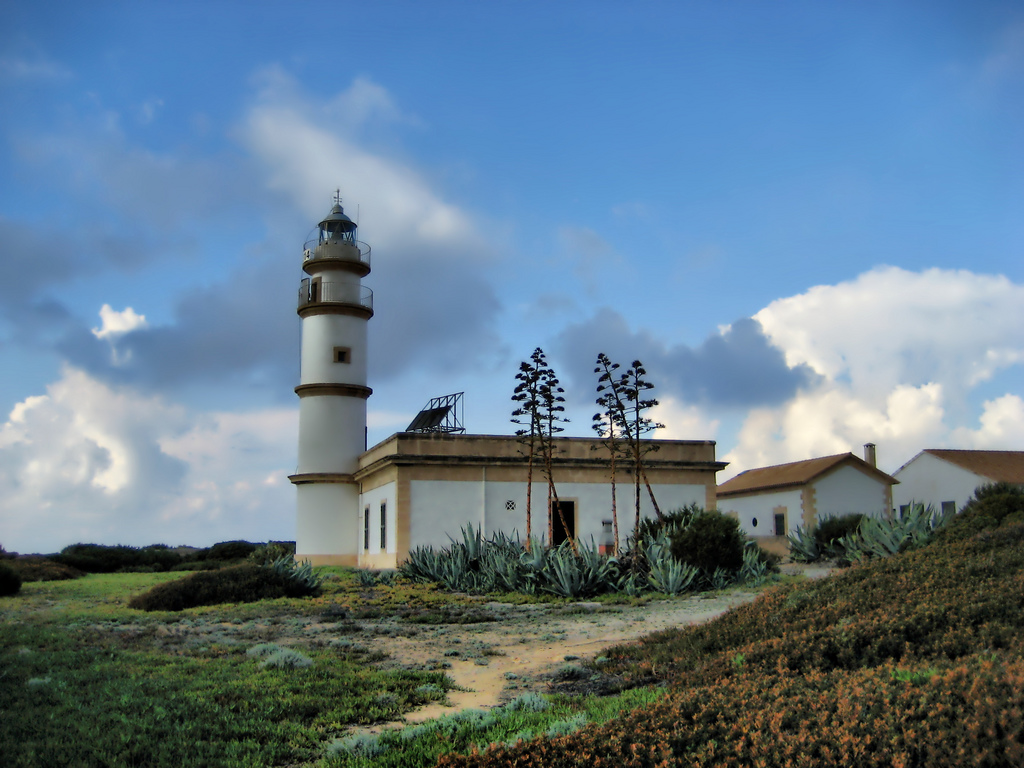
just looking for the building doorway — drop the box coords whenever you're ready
[551,500,576,546]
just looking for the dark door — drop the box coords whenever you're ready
[551,500,576,546]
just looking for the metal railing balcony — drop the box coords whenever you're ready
[303,238,371,269]
[298,279,373,311]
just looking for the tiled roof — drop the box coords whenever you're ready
[718,453,896,497]
[924,450,1024,484]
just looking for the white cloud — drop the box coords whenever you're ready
[651,396,720,442]
[91,304,148,339]
[0,368,298,553]
[951,394,1024,449]
[723,267,1024,477]
[755,266,1024,401]
[723,382,947,477]
[241,68,482,255]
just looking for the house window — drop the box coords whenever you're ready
[941,501,956,515]
[505,500,516,511]
[333,346,351,364]
[380,501,387,550]
[774,512,786,536]
[363,506,370,551]
[752,517,758,529]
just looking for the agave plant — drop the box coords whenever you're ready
[647,556,697,595]
[787,525,821,562]
[262,555,325,592]
[541,541,611,598]
[400,545,446,583]
[839,502,943,561]
[739,542,772,586]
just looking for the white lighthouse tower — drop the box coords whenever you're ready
[290,193,372,565]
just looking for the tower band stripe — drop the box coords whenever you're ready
[295,383,373,399]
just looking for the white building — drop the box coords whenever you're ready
[290,197,726,567]
[351,432,725,569]
[716,446,897,555]
[892,449,1024,515]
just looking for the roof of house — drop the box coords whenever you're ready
[919,449,1024,484]
[717,452,897,497]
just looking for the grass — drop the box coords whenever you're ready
[0,557,805,767]
[0,564,698,767]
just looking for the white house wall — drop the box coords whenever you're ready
[409,479,706,550]
[359,481,396,557]
[720,489,802,538]
[814,465,889,518]
[892,453,986,514]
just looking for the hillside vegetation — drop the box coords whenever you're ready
[438,524,1024,768]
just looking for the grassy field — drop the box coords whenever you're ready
[0,567,689,767]
[5,526,1022,767]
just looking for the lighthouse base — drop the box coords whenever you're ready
[295,483,360,564]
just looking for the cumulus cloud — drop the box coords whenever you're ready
[650,396,721,442]
[755,266,1024,403]
[91,304,148,340]
[723,267,1024,476]
[62,258,298,393]
[553,308,819,409]
[239,68,503,380]
[0,368,297,553]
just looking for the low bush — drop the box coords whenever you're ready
[0,561,22,596]
[128,562,322,611]
[52,543,183,573]
[668,509,744,576]
[247,541,296,565]
[939,482,1024,542]
[437,524,1024,768]
[5,557,84,582]
[203,540,260,562]
[813,513,864,556]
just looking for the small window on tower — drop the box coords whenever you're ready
[334,347,351,364]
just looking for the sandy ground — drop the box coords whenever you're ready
[355,590,762,730]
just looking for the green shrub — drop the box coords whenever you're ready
[5,557,84,582]
[204,540,259,561]
[940,482,1024,542]
[127,563,321,611]
[634,503,700,543]
[247,541,296,565]
[52,543,182,573]
[814,513,864,556]
[668,509,744,575]
[0,561,22,596]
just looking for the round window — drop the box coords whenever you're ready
[752,517,758,528]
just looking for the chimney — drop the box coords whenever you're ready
[864,443,877,467]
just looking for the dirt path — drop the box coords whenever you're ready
[360,590,761,728]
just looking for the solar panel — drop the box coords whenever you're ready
[405,393,465,434]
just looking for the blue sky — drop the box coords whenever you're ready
[2,1,1023,553]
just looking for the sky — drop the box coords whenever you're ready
[2,1,1023,553]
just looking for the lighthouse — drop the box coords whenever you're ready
[290,193,372,565]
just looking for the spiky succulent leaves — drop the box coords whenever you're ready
[512,358,544,547]
[739,542,772,586]
[263,555,325,593]
[644,533,698,595]
[838,503,944,562]
[787,525,821,562]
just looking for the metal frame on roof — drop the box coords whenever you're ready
[405,392,465,434]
